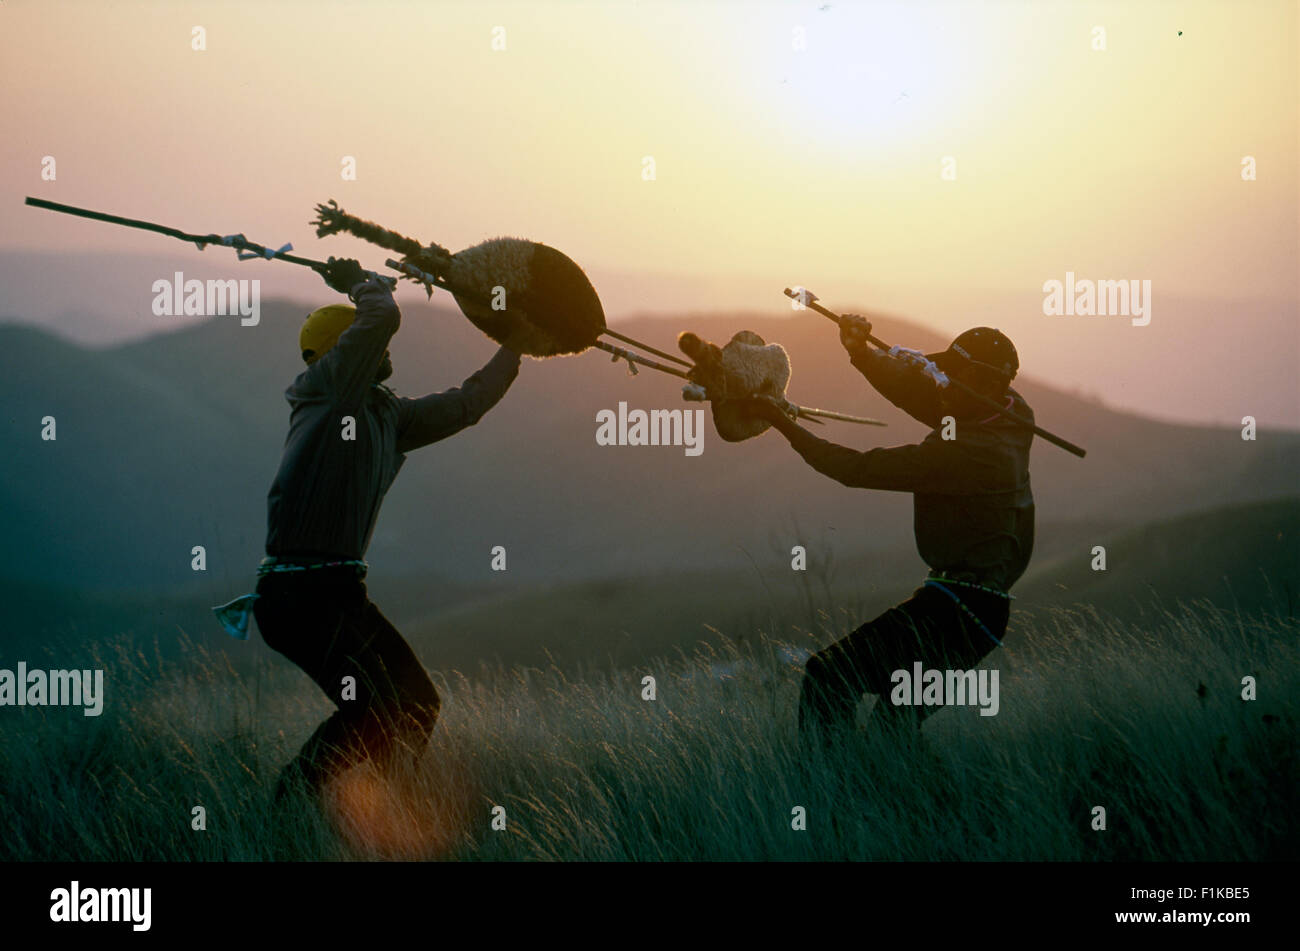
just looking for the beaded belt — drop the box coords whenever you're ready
[926,575,1012,600]
[256,556,368,578]
[923,577,1008,647]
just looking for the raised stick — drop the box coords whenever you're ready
[783,287,1086,458]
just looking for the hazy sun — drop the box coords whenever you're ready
[732,4,971,149]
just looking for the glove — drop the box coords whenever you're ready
[889,345,949,386]
[888,344,928,366]
[319,256,369,296]
[839,314,873,355]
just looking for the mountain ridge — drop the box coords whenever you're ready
[2,301,1295,599]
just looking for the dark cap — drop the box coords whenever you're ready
[927,327,1019,380]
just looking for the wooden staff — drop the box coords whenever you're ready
[25,197,396,288]
[784,287,1086,458]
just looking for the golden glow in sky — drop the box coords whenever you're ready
[1,0,1295,424]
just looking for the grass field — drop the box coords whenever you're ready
[1,599,1294,862]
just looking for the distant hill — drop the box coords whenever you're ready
[363,497,1300,672]
[5,248,1296,430]
[1014,496,1300,622]
[3,298,1297,609]
[4,286,1294,674]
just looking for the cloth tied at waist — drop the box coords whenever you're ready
[211,556,368,640]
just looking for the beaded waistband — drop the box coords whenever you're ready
[257,556,368,578]
[926,574,1012,599]
[924,579,1004,647]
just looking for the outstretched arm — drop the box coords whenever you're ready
[395,346,521,452]
[751,400,961,494]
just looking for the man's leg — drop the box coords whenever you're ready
[254,571,440,798]
[798,600,926,743]
[862,585,1009,738]
[337,596,441,776]
[799,586,1007,746]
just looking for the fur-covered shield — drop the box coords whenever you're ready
[678,330,792,441]
[446,238,606,357]
[312,202,605,357]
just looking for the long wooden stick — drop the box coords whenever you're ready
[792,405,886,426]
[26,197,357,276]
[601,328,692,367]
[783,287,1086,457]
[592,339,690,379]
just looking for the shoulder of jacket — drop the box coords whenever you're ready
[287,365,325,402]
[1008,388,1034,418]
[371,383,401,404]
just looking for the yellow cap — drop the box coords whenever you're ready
[299,304,356,364]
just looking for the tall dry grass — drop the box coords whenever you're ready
[1,601,1294,861]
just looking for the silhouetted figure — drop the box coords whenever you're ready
[253,257,520,803]
[747,316,1033,746]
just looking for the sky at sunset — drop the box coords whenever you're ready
[1,0,1296,426]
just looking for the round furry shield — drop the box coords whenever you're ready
[679,330,792,441]
[446,238,606,357]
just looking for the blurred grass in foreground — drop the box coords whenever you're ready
[1,600,1294,861]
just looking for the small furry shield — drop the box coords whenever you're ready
[447,238,606,357]
[311,203,604,358]
[678,330,792,441]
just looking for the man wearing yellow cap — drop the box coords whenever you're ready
[249,256,520,811]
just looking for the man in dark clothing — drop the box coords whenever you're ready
[745,315,1034,744]
[253,257,520,803]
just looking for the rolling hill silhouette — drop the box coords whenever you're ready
[1,297,1295,663]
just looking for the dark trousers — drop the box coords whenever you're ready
[252,568,441,798]
[798,583,1009,740]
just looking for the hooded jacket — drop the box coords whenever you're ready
[265,279,520,560]
[770,347,1034,592]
